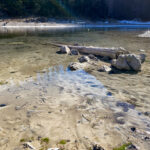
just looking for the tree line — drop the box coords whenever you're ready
[0,0,150,20]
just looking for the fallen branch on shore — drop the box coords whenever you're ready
[50,43,129,59]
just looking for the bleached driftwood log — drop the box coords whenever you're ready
[51,43,129,59]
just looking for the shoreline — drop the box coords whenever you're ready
[1,18,150,29]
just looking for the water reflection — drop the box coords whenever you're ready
[0,24,150,38]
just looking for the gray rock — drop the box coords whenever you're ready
[138,54,146,63]
[144,111,150,116]
[68,62,88,71]
[98,65,111,72]
[111,54,143,71]
[60,45,71,54]
[125,144,137,150]
[93,144,105,150]
[138,49,145,52]
[126,54,141,71]
[88,54,98,61]
[70,49,79,55]
[15,106,21,110]
[111,56,131,71]
[23,142,36,149]
[78,56,90,63]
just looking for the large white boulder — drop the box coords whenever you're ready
[111,54,145,71]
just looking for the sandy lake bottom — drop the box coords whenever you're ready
[0,27,150,150]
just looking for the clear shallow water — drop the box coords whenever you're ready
[1,65,150,129]
[0,27,150,149]
[1,66,150,144]
[0,26,150,111]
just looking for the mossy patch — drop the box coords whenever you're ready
[20,136,35,143]
[59,139,67,145]
[41,137,50,144]
[20,138,26,142]
[113,143,132,150]
[0,81,8,85]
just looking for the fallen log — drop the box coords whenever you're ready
[50,43,129,59]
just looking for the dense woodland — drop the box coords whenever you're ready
[0,0,150,21]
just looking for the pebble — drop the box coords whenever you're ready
[144,112,150,116]
[144,136,150,141]
[0,104,7,107]
[70,49,79,55]
[23,142,36,149]
[78,56,90,63]
[88,54,98,61]
[131,127,136,132]
[125,144,137,150]
[138,49,145,52]
[37,136,42,141]
[15,106,21,110]
[98,65,111,72]
[93,144,105,150]
[116,116,125,124]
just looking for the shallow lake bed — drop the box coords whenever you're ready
[0,26,150,150]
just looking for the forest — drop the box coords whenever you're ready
[0,0,150,21]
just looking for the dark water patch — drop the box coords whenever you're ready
[86,81,94,84]
[116,101,135,112]
[90,84,100,88]
[107,92,112,96]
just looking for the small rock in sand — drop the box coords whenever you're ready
[143,136,150,141]
[78,56,90,63]
[98,65,111,72]
[23,142,36,149]
[68,62,88,70]
[125,144,137,150]
[138,49,145,52]
[144,111,150,116]
[88,54,98,61]
[131,127,136,132]
[93,144,105,150]
[15,106,21,110]
[70,49,79,55]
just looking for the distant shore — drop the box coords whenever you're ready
[1,18,150,29]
